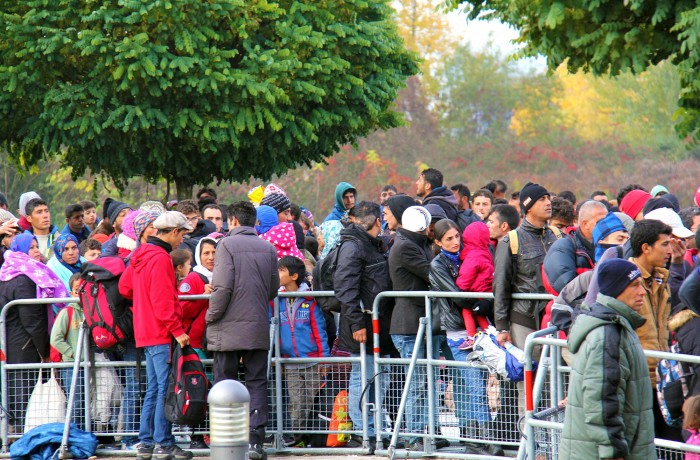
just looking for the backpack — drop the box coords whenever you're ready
[78,257,133,350]
[312,242,344,313]
[656,343,694,427]
[50,307,75,363]
[164,342,209,426]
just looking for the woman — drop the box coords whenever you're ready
[46,234,85,290]
[0,233,68,431]
[0,210,22,267]
[428,219,501,456]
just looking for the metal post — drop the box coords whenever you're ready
[59,322,86,459]
[424,296,435,454]
[272,297,284,449]
[360,343,369,450]
[208,379,251,460]
[0,301,9,452]
[82,321,92,433]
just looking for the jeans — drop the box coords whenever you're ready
[447,338,489,424]
[348,353,388,437]
[139,344,174,447]
[391,334,441,443]
[108,342,140,445]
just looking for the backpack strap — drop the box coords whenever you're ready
[548,225,564,239]
[507,229,519,261]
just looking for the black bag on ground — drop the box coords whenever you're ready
[164,342,209,426]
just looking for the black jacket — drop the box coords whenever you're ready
[422,187,458,222]
[0,275,49,363]
[429,253,468,332]
[543,229,594,294]
[388,228,435,335]
[334,224,394,354]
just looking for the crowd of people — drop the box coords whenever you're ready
[0,170,699,460]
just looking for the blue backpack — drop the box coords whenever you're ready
[656,343,693,427]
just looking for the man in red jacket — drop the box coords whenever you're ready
[119,211,193,460]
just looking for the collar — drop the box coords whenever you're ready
[146,236,172,253]
[397,227,429,245]
[521,217,546,233]
[595,293,647,329]
[576,228,595,251]
[228,226,257,237]
[629,257,668,281]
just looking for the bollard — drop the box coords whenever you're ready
[208,379,251,460]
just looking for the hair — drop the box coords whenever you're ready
[229,201,257,227]
[350,200,381,230]
[421,168,443,189]
[26,198,48,216]
[170,248,192,269]
[196,186,218,200]
[558,190,576,204]
[510,191,521,200]
[299,213,312,230]
[304,236,319,257]
[79,238,102,256]
[64,203,84,219]
[679,206,700,231]
[482,181,497,194]
[551,197,575,223]
[630,219,673,257]
[450,184,471,201]
[290,203,301,220]
[590,190,607,199]
[199,239,217,255]
[493,198,508,205]
[577,200,608,225]
[68,273,82,293]
[472,188,494,204]
[433,219,460,242]
[278,256,306,287]
[616,184,647,206]
[197,196,216,213]
[683,395,700,430]
[176,199,199,216]
[493,180,507,194]
[201,203,223,216]
[381,184,398,193]
[488,204,520,231]
[79,200,96,211]
[91,220,114,236]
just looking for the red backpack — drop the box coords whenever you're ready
[78,257,133,349]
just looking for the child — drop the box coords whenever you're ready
[50,273,86,423]
[79,238,102,261]
[170,248,192,283]
[684,395,700,460]
[455,221,493,349]
[275,256,329,447]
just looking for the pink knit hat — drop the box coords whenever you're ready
[120,210,141,241]
[694,186,700,207]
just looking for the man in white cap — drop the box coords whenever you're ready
[119,211,194,460]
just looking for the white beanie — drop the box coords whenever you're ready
[401,206,432,233]
[18,191,41,217]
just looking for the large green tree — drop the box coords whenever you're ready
[448,0,700,143]
[0,0,418,197]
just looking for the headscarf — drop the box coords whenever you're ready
[53,234,82,274]
[256,205,279,235]
[10,233,36,254]
[320,220,343,258]
[193,236,219,283]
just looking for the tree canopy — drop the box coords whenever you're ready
[0,0,418,197]
[448,0,700,142]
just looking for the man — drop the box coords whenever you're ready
[485,204,520,244]
[201,203,224,233]
[471,189,494,221]
[118,211,194,460]
[206,201,279,460]
[324,182,357,222]
[196,186,218,203]
[590,190,608,202]
[544,200,608,293]
[0,192,8,210]
[334,201,393,453]
[620,189,652,222]
[24,198,61,261]
[17,191,41,231]
[102,200,133,256]
[379,184,397,204]
[483,180,507,200]
[560,259,654,460]
[450,184,471,211]
[416,168,458,222]
[261,192,292,224]
[381,194,416,234]
[549,196,576,233]
[679,206,700,265]
[176,200,200,227]
[61,203,90,243]
[508,191,521,209]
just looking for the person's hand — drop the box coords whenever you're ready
[175,333,190,348]
[203,284,214,294]
[496,331,511,347]
[558,397,567,407]
[353,328,367,343]
[670,238,686,264]
[41,357,50,363]
[0,220,19,237]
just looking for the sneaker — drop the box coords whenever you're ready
[346,435,363,448]
[408,440,424,452]
[248,443,268,460]
[136,444,155,460]
[153,444,194,460]
[189,439,208,449]
[458,336,475,350]
[434,438,450,449]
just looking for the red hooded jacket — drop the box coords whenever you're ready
[118,242,185,347]
[178,272,208,349]
[457,221,494,293]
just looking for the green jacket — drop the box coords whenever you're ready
[49,303,85,362]
[560,293,655,460]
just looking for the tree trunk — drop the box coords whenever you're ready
[174,177,194,201]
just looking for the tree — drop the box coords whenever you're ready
[0,0,418,198]
[448,0,700,143]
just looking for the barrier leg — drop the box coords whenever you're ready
[425,298,436,454]
[272,298,284,449]
[521,344,550,460]
[60,323,86,459]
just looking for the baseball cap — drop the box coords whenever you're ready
[153,211,194,231]
[644,208,694,239]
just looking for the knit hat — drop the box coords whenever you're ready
[519,182,549,214]
[695,186,700,208]
[424,204,448,223]
[260,193,291,214]
[662,193,680,213]
[593,213,627,245]
[107,200,132,224]
[264,183,287,197]
[120,210,140,241]
[642,197,674,216]
[597,259,642,299]
[613,212,635,233]
[650,185,669,197]
[139,200,166,213]
[386,194,416,224]
[255,205,279,235]
[18,191,41,217]
[133,210,161,240]
[620,189,652,220]
[401,206,431,232]
[102,197,114,220]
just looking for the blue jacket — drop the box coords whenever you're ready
[60,224,91,243]
[276,284,329,358]
[324,182,356,223]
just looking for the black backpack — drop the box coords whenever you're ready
[312,242,344,313]
[164,342,210,426]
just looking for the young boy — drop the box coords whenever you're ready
[276,256,329,446]
[80,238,102,261]
[80,200,100,232]
[50,273,86,423]
[170,248,192,283]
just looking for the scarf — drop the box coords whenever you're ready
[0,250,69,315]
[53,234,82,274]
[10,233,35,254]
[193,237,218,283]
[441,249,461,269]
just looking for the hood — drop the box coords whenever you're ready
[461,221,490,251]
[261,222,304,260]
[669,308,698,331]
[425,186,458,206]
[128,243,168,274]
[334,182,356,210]
[193,236,218,283]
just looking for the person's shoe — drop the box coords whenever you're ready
[248,443,268,460]
[381,438,405,449]
[434,438,450,449]
[346,435,363,448]
[135,444,155,460]
[484,442,505,456]
[284,435,306,448]
[153,444,194,460]
[408,440,424,452]
[458,336,475,350]
[189,438,208,449]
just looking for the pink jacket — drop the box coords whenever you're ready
[457,221,494,293]
[261,222,305,261]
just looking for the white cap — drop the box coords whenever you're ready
[645,208,694,238]
[401,206,432,232]
[153,211,194,231]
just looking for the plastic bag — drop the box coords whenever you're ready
[24,369,67,433]
[470,327,532,382]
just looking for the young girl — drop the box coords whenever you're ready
[170,248,192,283]
[455,221,493,349]
[684,395,700,460]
